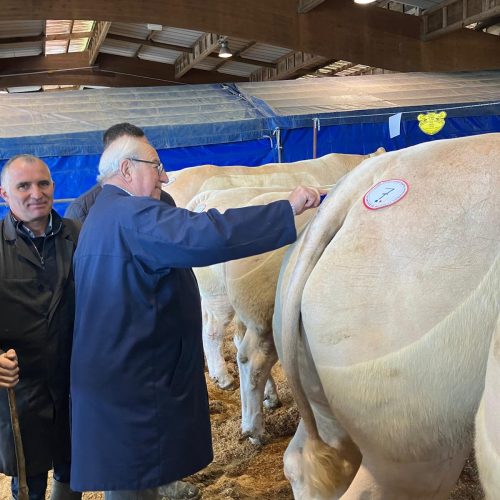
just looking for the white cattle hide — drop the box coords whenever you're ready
[164,149,384,208]
[274,133,500,499]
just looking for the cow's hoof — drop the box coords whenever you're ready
[240,431,266,446]
[216,376,237,391]
[263,395,281,410]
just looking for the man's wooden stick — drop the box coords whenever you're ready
[0,349,28,500]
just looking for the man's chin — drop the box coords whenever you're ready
[28,207,51,219]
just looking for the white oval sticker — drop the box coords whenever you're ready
[363,179,409,210]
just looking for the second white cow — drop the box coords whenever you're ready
[187,188,316,443]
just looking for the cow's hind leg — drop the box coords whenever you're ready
[201,296,235,390]
[263,375,280,410]
[235,321,278,444]
[340,448,470,500]
[284,334,361,499]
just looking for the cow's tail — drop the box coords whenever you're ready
[302,435,351,497]
[278,166,376,496]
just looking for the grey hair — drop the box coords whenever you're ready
[1,154,50,187]
[97,135,144,183]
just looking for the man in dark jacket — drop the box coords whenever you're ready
[70,135,322,500]
[0,155,81,500]
[64,123,175,223]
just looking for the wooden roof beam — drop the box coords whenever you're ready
[98,53,248,85]
[0,32,93,44]
[106,33,192,52]
[221,54,277,69]
[422,0,500,39]
[0,52,91,74]
[298,0,326,13]
[88,20,111,64]
[250,52,328,81]
[174,32,219,79]
[0,53,248,87]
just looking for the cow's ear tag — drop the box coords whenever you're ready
[363,179,409,210]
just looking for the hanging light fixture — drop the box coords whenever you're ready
[218,39,233,59]
[354,0,376,3]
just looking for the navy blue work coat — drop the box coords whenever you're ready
[70,185,296,491]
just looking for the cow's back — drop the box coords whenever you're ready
[164,150,382,207]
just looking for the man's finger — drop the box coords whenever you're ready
[0,375,19,388]
[5,349,17,361]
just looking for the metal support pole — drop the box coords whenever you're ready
[312,118,320,159]
[273,128,283,163]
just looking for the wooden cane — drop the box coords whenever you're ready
[0,349,29,500]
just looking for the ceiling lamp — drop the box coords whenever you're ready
[354,0,376,3]
[218,39,232,59]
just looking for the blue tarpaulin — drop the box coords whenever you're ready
[1,71,499,217]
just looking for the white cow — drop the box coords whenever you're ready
[475,313,500,499]
[187,188,317,443]
[164,150,384,208]
[172,151,385,394]
[274,133,500,499]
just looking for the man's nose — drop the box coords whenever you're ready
[30,186,44,198]
[160,170,169,183]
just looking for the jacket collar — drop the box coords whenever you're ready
[3,209,63,242]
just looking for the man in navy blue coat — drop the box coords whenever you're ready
[70,135,322,499]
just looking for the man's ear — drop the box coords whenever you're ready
[119,159,132,181]
[0,186,8,203]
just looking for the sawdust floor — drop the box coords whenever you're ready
[0,340,485,500]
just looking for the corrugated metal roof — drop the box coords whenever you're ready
[336,65,371,76]
[241,43,291,62]
[99,39,140,58]
[218,61,261,77]
[68,38,89,53]
[73,20,94,32]
[224,37,252,54]
[138,46,181,64]
[0,42,43,58]
[193,56,220,71]
[151,27,204,47]
[46,20,73,35]
[45,39,69,55]
[0,20,44,38]
[108,22,151,40]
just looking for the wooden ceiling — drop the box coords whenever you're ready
[0,0,499,91]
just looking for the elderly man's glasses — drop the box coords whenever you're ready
[127,158,165,177]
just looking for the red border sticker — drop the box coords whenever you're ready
[363,179,409,210]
